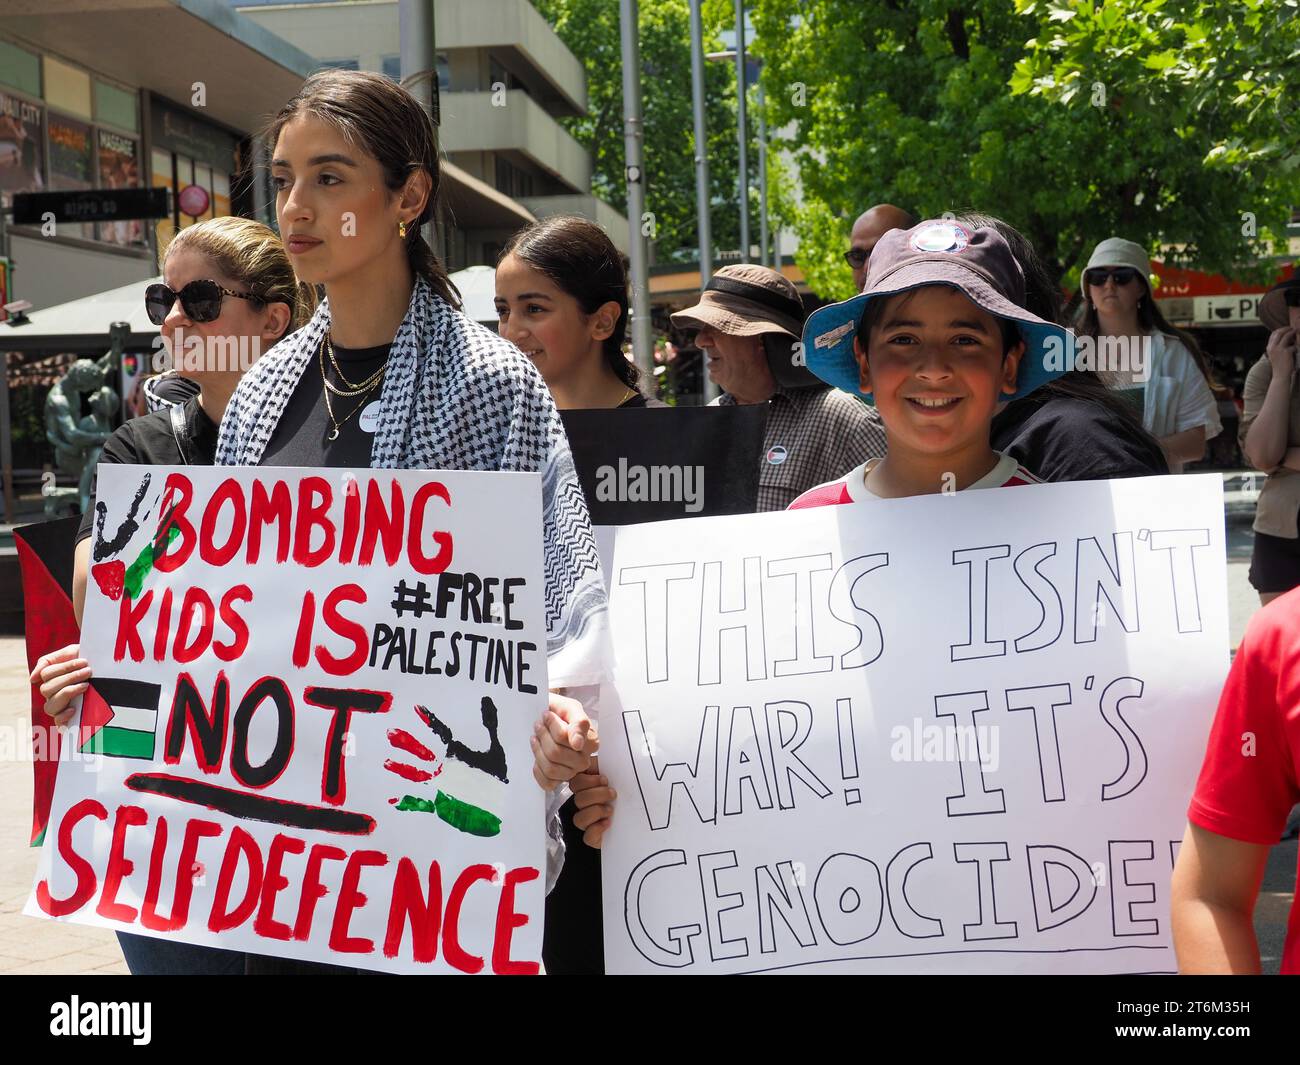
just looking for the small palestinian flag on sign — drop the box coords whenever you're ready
[79,678,163,760]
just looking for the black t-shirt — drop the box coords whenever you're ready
[991,393,1168,482]
[260,341,390,468]
[76,396,219,543]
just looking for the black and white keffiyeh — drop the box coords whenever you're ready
[215,276,609,689]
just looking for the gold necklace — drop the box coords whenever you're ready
[324,334,387,396]
[320,337,382,441]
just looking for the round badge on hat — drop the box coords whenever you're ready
[910,221,970,254]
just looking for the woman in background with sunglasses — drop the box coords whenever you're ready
[1079,237,1221,473]
[30,214,313,975]
[1240,277,1300,604]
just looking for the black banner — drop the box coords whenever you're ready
[13,187,168,225]
[560,404,768,524]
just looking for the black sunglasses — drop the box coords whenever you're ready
[145,279,265,326]
[844,248,870,268]
[1084,267,1141,288]
[1285,287,1300,308]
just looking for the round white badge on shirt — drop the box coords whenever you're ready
[358,401,382,434]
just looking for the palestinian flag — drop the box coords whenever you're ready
[79,677,163,759]
[14,515,83,847]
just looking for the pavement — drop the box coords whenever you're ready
[0,515,1290,974]
[0,636,128,974]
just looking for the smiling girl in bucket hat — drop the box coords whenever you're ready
[790,219,1073,506]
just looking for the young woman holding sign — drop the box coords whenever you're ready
[32,214,315,975]
[210,70,605,972]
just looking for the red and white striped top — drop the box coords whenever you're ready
[788,452,1042,509]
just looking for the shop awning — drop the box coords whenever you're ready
[2,0,315,133]
[1,275,160,354]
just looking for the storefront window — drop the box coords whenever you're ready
[93,79,138,133]
[150,96,238,243]
[42,56,91,120]
[1,53,148,248]
[0,89,45,210]
[96,129,146,247]
[47,112,93,239]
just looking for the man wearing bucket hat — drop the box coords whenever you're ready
[1239,273,1300,603]
[1078,236,1221,473]
[790,218,1070,506]
[670,264,886,512]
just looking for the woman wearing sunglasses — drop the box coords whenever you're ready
[1240,277,1300,604]
[213,70,608,973]
[30,214,313,974]
[1079,237,1221,473]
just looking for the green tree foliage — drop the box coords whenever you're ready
[749,0,1300,300]
[534,0,747,262]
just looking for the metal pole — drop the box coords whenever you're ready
[399,0,447,263]
[0,205,12,522]
[757,75,769,268]
[620,0,653,375]
[689,0,720,402]
[689,0,712,288]
[0,345,12,525]
[734,0,749,264]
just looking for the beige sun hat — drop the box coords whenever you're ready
[1084,237,1155,296]
[670,264,805,340]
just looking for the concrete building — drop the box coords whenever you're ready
[0,0,322,312]
[235,0,628,265]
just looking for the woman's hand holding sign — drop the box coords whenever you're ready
[532,691,597,788]
[31,643,92,727]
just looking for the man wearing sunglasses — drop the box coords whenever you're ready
[844,204,916,294]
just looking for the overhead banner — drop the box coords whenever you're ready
[27,465,549,974]
[599,474,1228,974]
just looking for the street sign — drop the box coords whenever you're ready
[12,188,169,226]
[1193,293,1262,326]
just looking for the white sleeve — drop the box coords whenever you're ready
[1171,341,1222,440]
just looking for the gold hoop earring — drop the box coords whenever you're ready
[398,220,408,240]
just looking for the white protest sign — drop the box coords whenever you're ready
[27,465,548,974]
[600,475,1228,974]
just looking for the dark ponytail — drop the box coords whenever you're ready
[500,215,637,390]
[263,69,461,310]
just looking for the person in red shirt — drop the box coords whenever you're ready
[790,218,1066,508]
[1172,586,1300,973]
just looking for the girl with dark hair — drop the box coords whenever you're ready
[952,214,1168,482]
[1079,237,1221,473]
[213,70,609,972]
[495,215,662,408]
